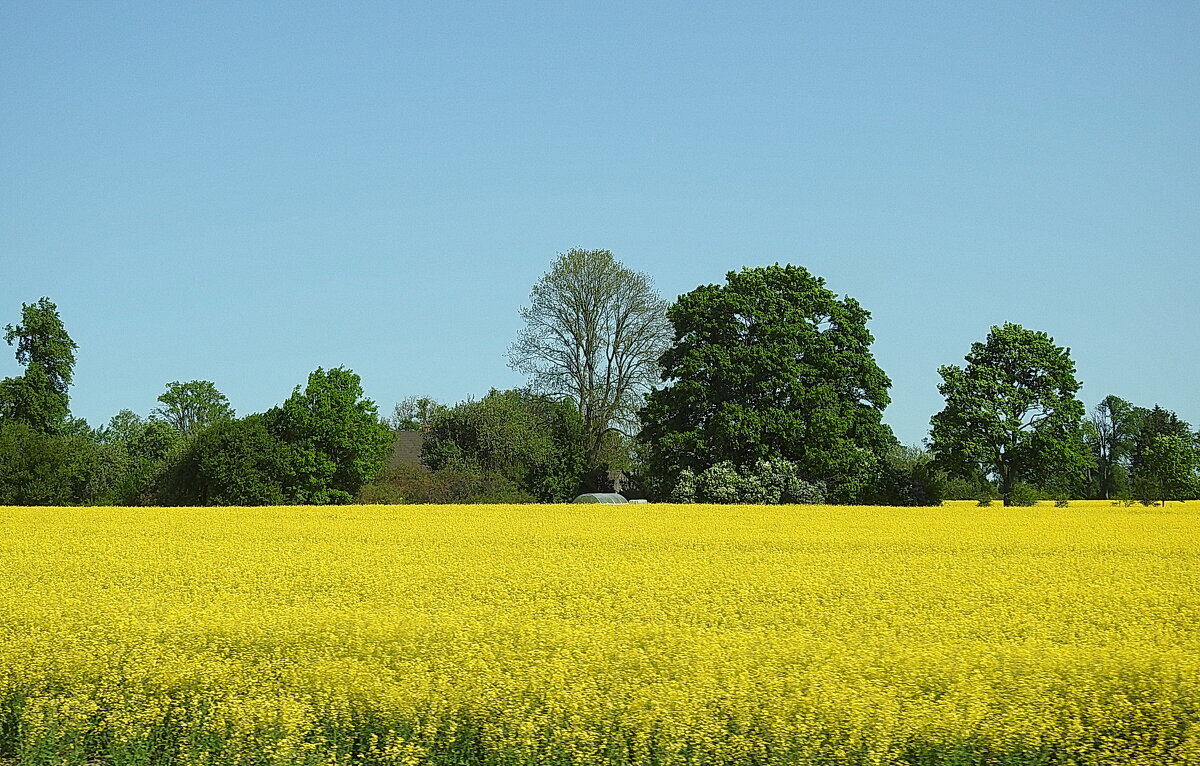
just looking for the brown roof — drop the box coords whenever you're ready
[387,430,427,470]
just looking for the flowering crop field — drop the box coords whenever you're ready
[0,502,1197,766]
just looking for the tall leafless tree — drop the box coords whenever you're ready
[508,249,672,468]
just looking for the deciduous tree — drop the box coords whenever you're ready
[151,380,235,436]
[387,395,446,430]
[638,264,895,502]
[422,389,587,502]
[930,323,1090,498]
[266,366,394,504]
[1085,395,1142,499]
[0,297,77,434]
[1135,433,1199,505]
[508,249,671,470]
[166,415,294,506]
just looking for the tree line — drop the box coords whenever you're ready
[2,252,1198,506]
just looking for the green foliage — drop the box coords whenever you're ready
[1130,406,1194,493]
[1004,482,1040,507]
[422,389,587,502]
[99,409,146,445]
[0,297,77,434]
[670,467,699,503]
[386,395,447,430]
[940,472,994,501]
[130,420,183,463]
[166,415,293,506]
[151,380,235,435]
[354,472,411,504]
[1084,395,1142,500]
[639,264,895,502]
[91,410,187,506]
[0,421,109,505]
[266,367,395,505]
[1134,433,1199,505]
[698,461,742,503]
[860,445,947,506]
[357,463,532,504]
[162,367,392,506]
[930,323,1091,497]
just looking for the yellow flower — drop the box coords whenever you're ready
[0,501,1196,764]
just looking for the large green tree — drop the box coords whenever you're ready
[638,264,895,502]
[266,366,394,504]
[151,380,235,436]
[1130,406,1192,467]
[930,323,1090,498]
[508,249,672,471]
[98,411,185,505]
[1134,433,1199,505]
[1129,405,1196,502]
[0,297,77,434]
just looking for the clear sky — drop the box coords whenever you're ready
[2,1,1197,446]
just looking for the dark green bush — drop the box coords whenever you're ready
[357,463,533,504]
[1004,482,1040,507]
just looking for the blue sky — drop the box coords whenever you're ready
[2,1,1197,446]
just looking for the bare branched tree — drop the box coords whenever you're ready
[508,249,672,468]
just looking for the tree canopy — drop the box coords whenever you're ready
[1085,395,1142,500]
[151,380,235,436]
[421,388,587,502]
[166,415,294,506]
[387,395,447,431]
[266,366,395,504]
[1135,433,1199,505]
[638,264,895,501]
[0,298,77,434]
[508,249,671,470]
[929,323,1090,498]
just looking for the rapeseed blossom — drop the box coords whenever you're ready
[0,501,1196,764]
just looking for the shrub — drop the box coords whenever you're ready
[698,461,742,504]
[860,447,947,506]
[358,464,533,504]
[789,479,827,505]
[670,468,698,503]
[355,479,407,505]
[163,415,292,506]
[668,459,826,505]
[1005,483,1040,507]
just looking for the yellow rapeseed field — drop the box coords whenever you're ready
[0,501,1197,765]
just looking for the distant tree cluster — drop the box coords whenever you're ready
[3,252,1197,507]
[0,298,393,506]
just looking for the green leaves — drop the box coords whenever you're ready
[267,367,395,505]
[166,367,395,506]
[151,380,235,436]
[930,323,1089,497]
[0,297,77,434]
[421,389,588,503]
[640,264,895,502]
[1136,433,1199,505]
